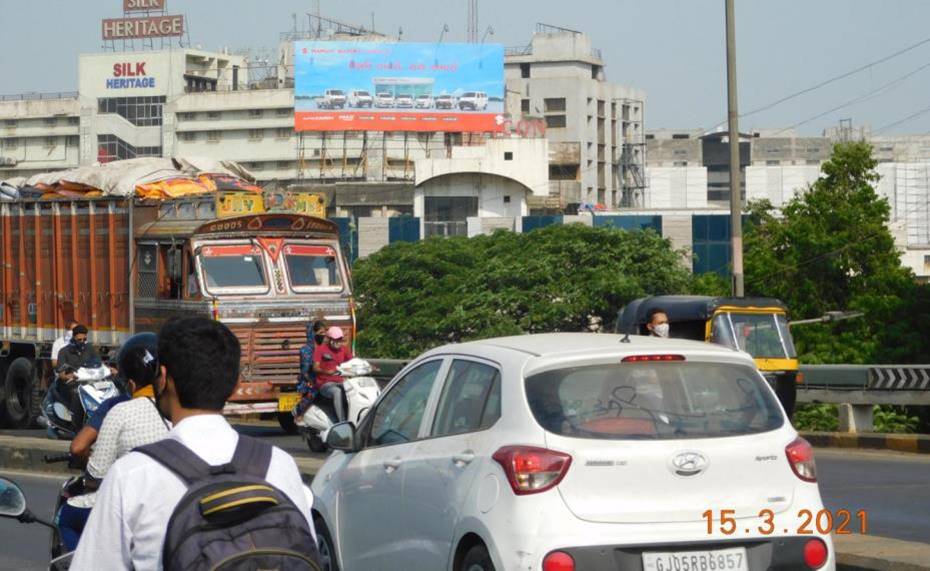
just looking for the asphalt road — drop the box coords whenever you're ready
[1,433,928,568]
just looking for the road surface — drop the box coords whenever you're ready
[1,431,927,568]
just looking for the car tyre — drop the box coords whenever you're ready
[315,517,340,571]
[461,544,495,571]
[277,412,298,434]
[3,358,36,428]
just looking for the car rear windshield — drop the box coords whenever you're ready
[525,362,783,440]
[329,90,344,95]
[462,92,476,97]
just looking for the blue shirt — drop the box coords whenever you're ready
[86,395,131,431]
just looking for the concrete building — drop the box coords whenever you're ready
[504,24,646,210]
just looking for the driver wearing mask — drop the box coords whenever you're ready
[57,325,101,373]
[312,327,353,422]
[645,308,670,339]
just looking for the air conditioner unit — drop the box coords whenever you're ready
[0,156,17,167]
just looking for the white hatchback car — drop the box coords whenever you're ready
[311,333,835,571]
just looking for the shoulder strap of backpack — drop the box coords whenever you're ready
[133,438,213,485]
[229,435,273,480]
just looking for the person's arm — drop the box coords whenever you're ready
[299,347,312,385]
[86,406,124,479]
[70,461,133,570]
[270,448,317,544]
[70,425,99,462]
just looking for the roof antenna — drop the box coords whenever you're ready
[620,330,631,343]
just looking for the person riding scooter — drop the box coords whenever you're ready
[312,326,353,422]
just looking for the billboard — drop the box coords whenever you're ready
[102,15,184,40]
[294,41,504,132]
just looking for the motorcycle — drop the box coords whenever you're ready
[39,360,121,440]
[296,358,382,453]
[0,453,83,570]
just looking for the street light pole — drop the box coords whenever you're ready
[725,0,744,297]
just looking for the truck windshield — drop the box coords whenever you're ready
[283,244,342,290]
[199,244,268,292]
[710,312,797,359]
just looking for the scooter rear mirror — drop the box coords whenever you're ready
[0,477,27,518]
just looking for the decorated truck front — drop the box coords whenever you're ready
[188,213,354,424]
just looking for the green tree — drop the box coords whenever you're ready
[353,224,692,358]
[742,141,927,364]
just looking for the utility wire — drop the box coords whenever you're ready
[874,103,930,135]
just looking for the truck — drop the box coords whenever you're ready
[0,191,355,432]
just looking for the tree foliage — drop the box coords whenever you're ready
[741,141,929,364]
[353,224,692,358]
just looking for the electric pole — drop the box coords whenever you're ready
[725,0,744,297]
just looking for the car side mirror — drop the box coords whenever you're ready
[326,421,357,452]
[0,477,27,519]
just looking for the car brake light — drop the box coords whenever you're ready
[786,437,817,482]
[621,354,685,363]
[542,551,575,571]
[803,538,828,569]
[492,446,572,495]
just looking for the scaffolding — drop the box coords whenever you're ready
[617,97,647,208]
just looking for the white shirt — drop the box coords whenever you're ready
[71,414,316,571]
[51,334,70,362]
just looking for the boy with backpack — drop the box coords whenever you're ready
[72,317,321,571]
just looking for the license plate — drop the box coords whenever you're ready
[278,393,302,412]
[643,547,748,571]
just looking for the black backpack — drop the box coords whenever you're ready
[134,435,322,571]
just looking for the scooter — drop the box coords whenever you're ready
[296,358,381,453]
[0,453,83,570]
[39,360,121,440]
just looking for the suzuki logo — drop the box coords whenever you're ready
[670,451,708,477]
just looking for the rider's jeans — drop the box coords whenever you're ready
[56,503,91,552]
[319,383,346,423]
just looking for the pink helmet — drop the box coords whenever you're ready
[327,326,345,340]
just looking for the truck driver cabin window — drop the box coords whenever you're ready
[136,244,158,299]
[164,245,183,299]
[199,244,269,295]
[283,244,342,291]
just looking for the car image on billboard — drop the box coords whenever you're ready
[294,41,504,132]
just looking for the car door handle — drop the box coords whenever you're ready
[452,452,475,467]
[383,457,402,472]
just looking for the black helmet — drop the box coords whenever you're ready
[117,333,160,388]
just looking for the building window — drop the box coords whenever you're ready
[276,108,290,117]
[592,65,602,79]
[3,138,18,149]
[672,133,690,139]
[207,111,221,120]
[503,195,511,204]
[806,147,820,153]
[424,196,477,238]
[249,129,264,141]
[206,130,220,142]
[66,135,79,146]
[766,160,780,166]
[251,162,264,170]
[249,109,264,118]
[276,161,291,169]
[504,151,513,161]
[68,116,79,125]
[44,117,57,126]
[544,98,566,112]
[549,164,579,180]
[673,161,688,167]
[673,149,688,156]
[97,134,162,163]
[520,63,530,78]
[44,136,56,148]
[97,96,166,127]
[521,99,530,113]
[276,128,291,139]
[545,115,566,129]
[177,112,195,121]
[879,146,894,152]
[645,134,655,140]
[4,119,15,127]
[179,132,196,142]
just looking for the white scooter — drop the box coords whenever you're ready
[39,361,121,440]
[296,358,381,453]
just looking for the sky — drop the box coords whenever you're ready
[2,0,930,135]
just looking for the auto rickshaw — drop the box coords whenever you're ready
[615,296,800,417]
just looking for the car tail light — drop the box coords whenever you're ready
[542,551,575,571]
[786,437,817,482]
[803,538,828,569]
[492,446,572,495]
[621,354,685,363]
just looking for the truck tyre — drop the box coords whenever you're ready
[4,357,36,428]
[277,412,298,434]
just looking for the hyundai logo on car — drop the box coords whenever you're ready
[671,451,709,476]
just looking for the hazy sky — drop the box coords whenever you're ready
[2,0,929,135]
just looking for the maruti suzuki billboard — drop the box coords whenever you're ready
[294,41,504,133]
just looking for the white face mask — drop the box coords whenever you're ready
[64,330,73,342]
[653,323,670,338]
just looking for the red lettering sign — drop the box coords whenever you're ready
[123,0,166,11]
[112,62,147,77]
